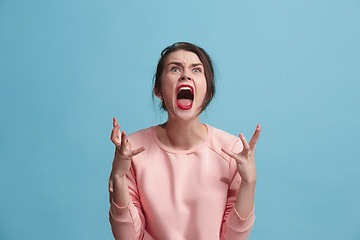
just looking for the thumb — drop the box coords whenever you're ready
[131,147,145,156]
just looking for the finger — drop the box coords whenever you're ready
[109,173,114,203]
[110,124,121,146]
[120,131,127,148]
[131,147,145,156]
[111,123,120,136]
[249,124,261,150]
[239,133,250,151]
[221,148,245,164]
[109,176,113,192]
[221,148,236,158]
[113,117,119,128]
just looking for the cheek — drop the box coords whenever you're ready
[161,78,176,100]
[198,79,207,100]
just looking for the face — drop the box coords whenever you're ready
[156,50,207,122]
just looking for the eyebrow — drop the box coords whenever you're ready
[167,62,203,67]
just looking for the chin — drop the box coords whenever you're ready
[171,107,201,122]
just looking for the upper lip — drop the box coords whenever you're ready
[176,84,194,94]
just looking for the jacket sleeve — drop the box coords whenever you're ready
[220,139,256,240]
[109,162,146,240]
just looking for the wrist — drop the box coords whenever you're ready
[241,178,257,185]
[113,173,127,180]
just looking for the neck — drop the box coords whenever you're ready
[157,117,207,150]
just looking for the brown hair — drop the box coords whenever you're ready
[153,42,215,112]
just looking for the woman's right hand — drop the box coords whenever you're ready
[110,117,145,178]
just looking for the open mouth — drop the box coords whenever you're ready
[176,85,194,110]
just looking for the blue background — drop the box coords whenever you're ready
[1,0,359,239]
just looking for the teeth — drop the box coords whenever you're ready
[179,86,192,92]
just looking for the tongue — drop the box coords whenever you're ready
[177,99,192,108]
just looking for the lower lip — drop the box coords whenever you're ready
[176,100,193,110]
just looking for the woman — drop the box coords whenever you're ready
[109,42,261,240]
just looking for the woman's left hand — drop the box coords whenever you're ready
[222,124,261,184]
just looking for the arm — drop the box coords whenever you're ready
[109,171,146,240]
[109,117,146,240]
[221,124,261,240]
[235,180,256,220]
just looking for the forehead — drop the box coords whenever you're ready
[165,50,202,64]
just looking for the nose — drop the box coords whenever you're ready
[180,75,191,81]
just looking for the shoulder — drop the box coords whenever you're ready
[207,124,240,148]
[126,126,155,149]
[206,124,243,161]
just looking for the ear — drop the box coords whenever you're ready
[154,87,163,100]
